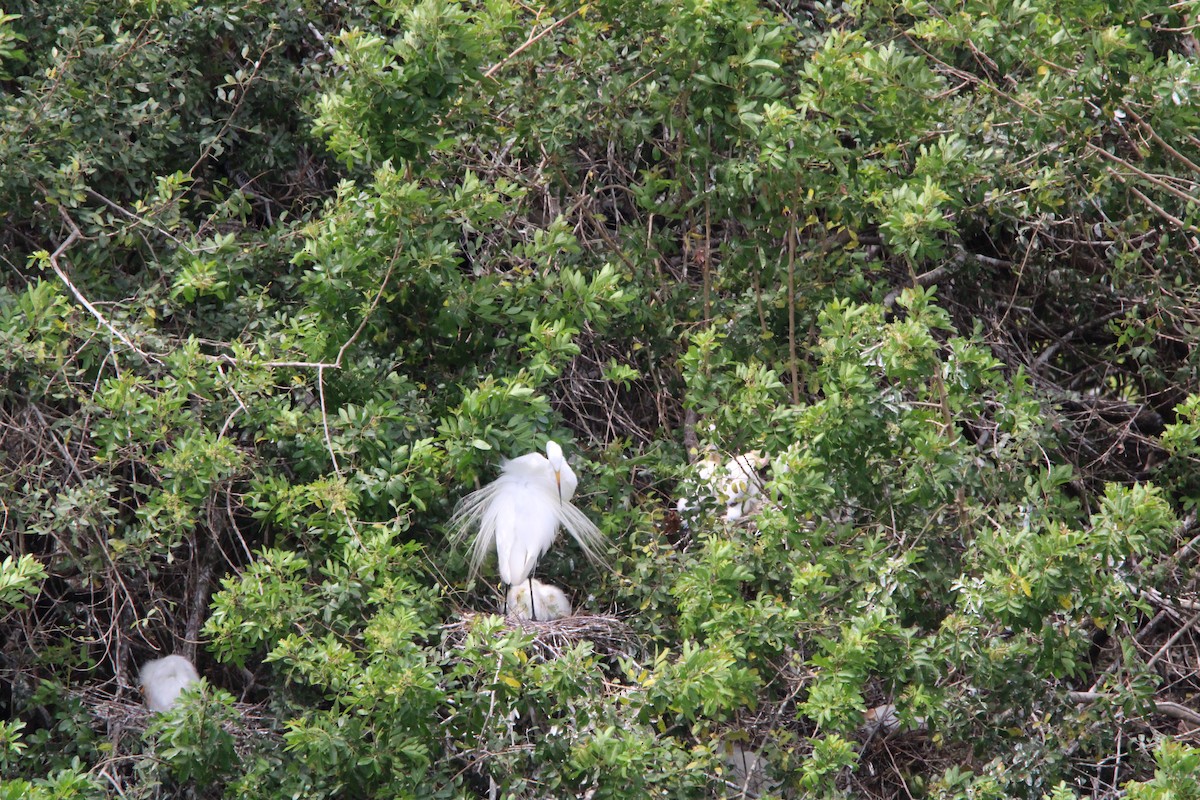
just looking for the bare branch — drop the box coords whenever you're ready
[49,206,160,364]
[1069,691,1200,728]
[483,9,582,80]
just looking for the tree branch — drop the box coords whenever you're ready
[483,9,581,79]
[49,206,159,364]
[1068,691,1200,728]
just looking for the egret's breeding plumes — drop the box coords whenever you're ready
[450,441,606,618]
[139,654,199,712]
[507,578,573,621]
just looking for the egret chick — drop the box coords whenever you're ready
[678,450,769,522]
[861,703,927,740]
[451,441,606,619]
[139,654,199,712]
[507,578,572,621]
[718,738,774,797]
[720,451,769,521]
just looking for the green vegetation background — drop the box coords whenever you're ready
[3,0,1200,797]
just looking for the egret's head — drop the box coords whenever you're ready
[546,440,565,502]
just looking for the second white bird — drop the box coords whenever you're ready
[140,654,199,712]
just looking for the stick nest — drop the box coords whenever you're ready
[71,685,280,758]
[444,610,642,661]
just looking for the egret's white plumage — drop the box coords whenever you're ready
[507,578,573,621]
[139,654,199,712]
[450,440,607,591]
[720,451,769,521]
[861,703,927,739]
[677,449,769,522]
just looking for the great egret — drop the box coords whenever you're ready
[450,440,606,619]
[139,654,199,712]
[506,578,572,621]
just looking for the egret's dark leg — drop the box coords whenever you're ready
[528,576,538,621]
[503,583,510,617]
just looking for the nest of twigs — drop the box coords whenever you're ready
[72,685,279,760]
[444,610,642,661]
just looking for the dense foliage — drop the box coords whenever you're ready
[3,0,1200,797]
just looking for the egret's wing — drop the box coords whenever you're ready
[501,496,558,585]
[491,493,525,585]
[554,499,610,569]
[449,480,508,579]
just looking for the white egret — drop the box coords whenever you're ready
[861,704,901,738]
[450,440,606,619]
[139,654,199,712]
[507,578,573,621]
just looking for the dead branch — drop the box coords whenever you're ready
[1068,691,1200,728]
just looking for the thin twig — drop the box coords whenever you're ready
[483,9,581,79]
[1125,181,1200,234]
[1092,144,1200,214]
[317,364,340,478]
[1144,607,1200,671]
[84,188,193,250]
[1124,106,1200,174]
[189,36,280,177]
[1033,308,1130,371]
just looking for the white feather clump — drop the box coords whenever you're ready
[677,449,770,522]
[140,654,199,712]
[861,703,927,739]
[719,452,769,521]
[507,578,573,621]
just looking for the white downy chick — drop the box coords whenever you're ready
[719,738,774,796]
[679,449,769,522]
[507,578,573,621]
[719,451,768,521]
[676,450,723,517]
[139,654,199,712]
